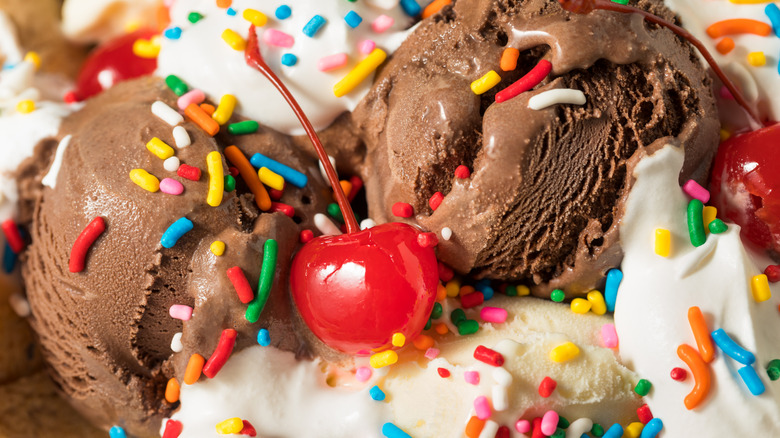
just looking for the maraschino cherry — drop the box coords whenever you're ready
[244,26,439,354]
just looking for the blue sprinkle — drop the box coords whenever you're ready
[382,423,411,438]
[369,385,386,401]
[257,328,271,346]
[711,328,756,365]
[303,15,327,37]
[602,424,624,438]
[164,27,182,40]
[161,217,194,249]
[480,285,495,300]
[226,7,237,16]
[640,418,663,438]
[739,364,766,395]
[399,0,422,16]
[281,53,298,66]
[605,268,623,312]
[344,11,363,28]
[766,3,780,37]
[275,5,292,20]
[249,153,308,188]
[2,240,17,273]
[580,435,590,438]
[109,426,127,438]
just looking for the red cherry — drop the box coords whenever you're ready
[290,222,438,354]
[710,123,780,255]
[74,29,159,101]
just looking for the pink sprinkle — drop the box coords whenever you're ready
[480,306,508,323]
[474,395,491,420]
[318,53,349,72]
[424,347,440,360]
[177,89,205,111]
[464,370,480,385]
[601,323,618,348]
[358,39,376,55]
[720,86,734,100]
[263,29,294,48]
[541,411,559,435]
[515,419,531,434]
[160,178,184,195]
[169,304,193,321]
[682,179,710,203]
[355,366,372,382]
[371,15,394,33]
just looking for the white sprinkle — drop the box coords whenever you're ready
[163,157,181,172]
[528,89,586,110]
[493,339,521,358]
[97,70,115,90]
[151,101,184,126]
[492,366,513,387]
[566,418,594,438]
[491,384,508,412]
[9,292,30,317]
[441,227,452,241]
[360,218,376,230]
[478,420,499,438]
[173,126,191,148]
[318,155,337,182]
[42,135,72,188]
[314,213,342,236]
[171,332,183,353]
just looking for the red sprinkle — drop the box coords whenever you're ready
[202,329,238,379]
[63,90,78,104]
[495,59,552,103]
[228,166,240,177]
[765,265,780,283]
[162,419,183,438]
[1,220,25,254]
[69,217,106,273]
[437,367,451,378]
[670,367,688,381]
[438,262,454,282]
[496,425,510,438]
[270,202,294,217]
[240,420,257,437]
[454,165,471,179]
[177,164,202,181]
[637,404,654,424]
[392,202,414,218]
[538,376,557,397]
[461,291,484,309]
[269,188,284,201]
[300,229,314,243]
[348,175,364,202]
[531,417,544,438]
[429,192,444,211]
[226,266,254,304]
[474,345,504,367]
[417,232,439,248]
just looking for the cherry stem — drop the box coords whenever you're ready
[559,0,765,129]
[244,25,360,234]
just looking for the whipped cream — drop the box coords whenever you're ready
[61,0,162,43]
[157,0,430,135]
[615,144,780,436]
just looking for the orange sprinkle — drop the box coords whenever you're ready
[165,378,180,403]
[687,306,715,363]
[216,0,232,7]
[459,285,475,297]
[200,103,216,116]
[434,322,449,335]
[465,416,486,438]
[156,5,171,31]
[422,0,452,18]
[677,344,711,410]
[185,104,219,136]
[500,47,520,71]
[224,145,272,211]
[715,37,735,54]
[436,283,447,301]
[184,354,206,385]
[413,334,435,350]
[706,19,772,38]
[339,180,352,197]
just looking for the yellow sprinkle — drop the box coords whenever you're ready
[702,206,718,235]
[470,70,501,95]
[625,422,645,438]
[23,52,40,70]
[445,279,461,298]
[132,37,160,59]
[129,169,160,192]
[146,137,175,160]
[587,290,607,315]
[210,241,226,256]
[370,350,398,368]
[751,274,771,302]
[212,94,237,125]
[550,341,580,363]
[392,333,406,347]
[654,228,671,257]
[334,48,387,97]
[516,285,530,296]
[16,99,35,114]
[719,129,731,142]
[243,9,268,27]
[222,29,246,51]
[747,51,766,67]
[570,298,592,314]
[258,167,285,191]
[206,151,224,207]
[729,0,771,3]
[215,418,244,435]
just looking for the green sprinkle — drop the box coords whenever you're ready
[424,317,432,330]
[431,302,443,319]
[246,239,278,323]
[450,308,466,326]
[551,289,565,302]
[224,175,236,192]
[634,378,652,396]
[687,199,706,247]
[457,319,479,335]
[188,12,204,23]
[551,429,565,438]
[558,416,570,429]
[505,285,518,296]
[708,218,728,234]
[591,424,605,437]
[164,75,189,96]
[228,120,260,135]
[767,359,780,381]
[328,203,344,223]
[611,0,629,4]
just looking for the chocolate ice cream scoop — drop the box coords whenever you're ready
[18,77,336,436]
[351,0,719,296]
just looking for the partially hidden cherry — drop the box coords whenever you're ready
[74,29,159,101]
[290,222,439,354]
[710,123,780,256]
